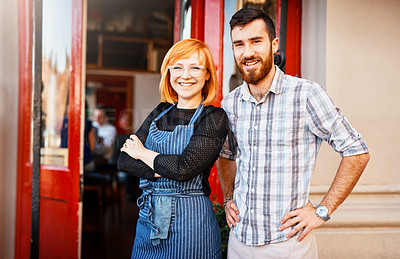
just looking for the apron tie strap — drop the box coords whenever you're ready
[138,188,204,245]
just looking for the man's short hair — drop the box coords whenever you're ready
[230,8,276,42]
[95,105,113,118]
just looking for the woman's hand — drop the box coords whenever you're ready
[120,134,146,160]
[121,134,159,170]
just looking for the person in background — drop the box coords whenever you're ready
[83,115,96,172]
[61,101,95,172]
[93,105,117,166]
[117,38,228,259]
[217,8,370,258]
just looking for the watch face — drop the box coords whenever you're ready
[316,206,328,216]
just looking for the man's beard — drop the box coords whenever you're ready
[235,49,274,85]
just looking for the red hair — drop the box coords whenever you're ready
[159,39,218,105]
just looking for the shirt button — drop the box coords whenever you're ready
[252,167,256,171]
[255,106,260,110]
[254,125,258,130]
[251,209,254,214]
[251,188,255,193]
[253,146,257,151]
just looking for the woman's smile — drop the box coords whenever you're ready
[170,52,210,108]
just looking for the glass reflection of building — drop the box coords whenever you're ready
[38,0,72,166]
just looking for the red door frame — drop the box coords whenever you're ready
[189,0,302,204]
[285,0,302,77]
[15,0,33,256]
[189,0,225,204]
[15,0,84,258]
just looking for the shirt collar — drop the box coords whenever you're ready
[270,66,284,94]
[240,66,284,103]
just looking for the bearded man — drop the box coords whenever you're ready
[217,8,370,259]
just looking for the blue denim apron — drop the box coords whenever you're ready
[131,104,222,259]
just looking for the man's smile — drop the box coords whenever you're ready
[243,58,260,70]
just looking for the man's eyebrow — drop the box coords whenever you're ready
[250,36,263,41]
[232,40,243,45]
[233,36,264,45]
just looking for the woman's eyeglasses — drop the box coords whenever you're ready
[168,65,205,77]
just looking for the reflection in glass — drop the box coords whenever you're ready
[39,0,72,166]
[180,0,191,40]
[243,0,276,24]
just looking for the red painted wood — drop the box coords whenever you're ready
[285,0,302,77]
[172,0,224,204]
[205,0,224,107]
[174,0,181,43]
[203,0,224,204]
[40,168,71,200]
[15,0,33,257]
[275,0,281,40]
[15,0,83,258]
[191,0,205,41]
[63,0,83,256]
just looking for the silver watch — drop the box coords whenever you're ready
[315,204,330,221]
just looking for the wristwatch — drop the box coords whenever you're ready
[315,204,331,221]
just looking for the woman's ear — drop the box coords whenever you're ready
[206,70,211,81]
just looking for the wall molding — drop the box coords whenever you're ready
[310,185,400,195]
[310,185,400,228]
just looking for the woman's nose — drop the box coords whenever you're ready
[180,68,192,78]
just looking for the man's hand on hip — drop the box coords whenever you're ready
[278,201,324,241]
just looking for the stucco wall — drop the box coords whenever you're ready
[0,0,18,258]
[310,0,400,257]
[313,0,400,186]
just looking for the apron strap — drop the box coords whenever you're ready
[188,104,204,125]
[154,103,175,122]
[154,103,204,125]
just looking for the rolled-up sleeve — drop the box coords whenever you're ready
[219,129,237,160]
[219,99,238,160]
[306,84,369,157]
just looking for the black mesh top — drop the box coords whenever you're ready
[117,102,229,196]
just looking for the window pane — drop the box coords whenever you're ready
[243,0,277,24]
[181,0,191,40]
[39,0,72,166]
[86,0,174,71]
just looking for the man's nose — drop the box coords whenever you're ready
[243,44,255,58]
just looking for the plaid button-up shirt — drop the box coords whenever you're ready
[220,67,369,246]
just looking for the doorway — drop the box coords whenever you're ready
[81,0,175,258]
[82,72,138,258]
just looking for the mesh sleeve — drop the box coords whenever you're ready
[117,103,169,179]
[153,108,229,181]
[117,152,155,180]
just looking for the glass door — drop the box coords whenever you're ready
[15,0,85,258]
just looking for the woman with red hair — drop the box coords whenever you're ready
[118,38,228,259]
